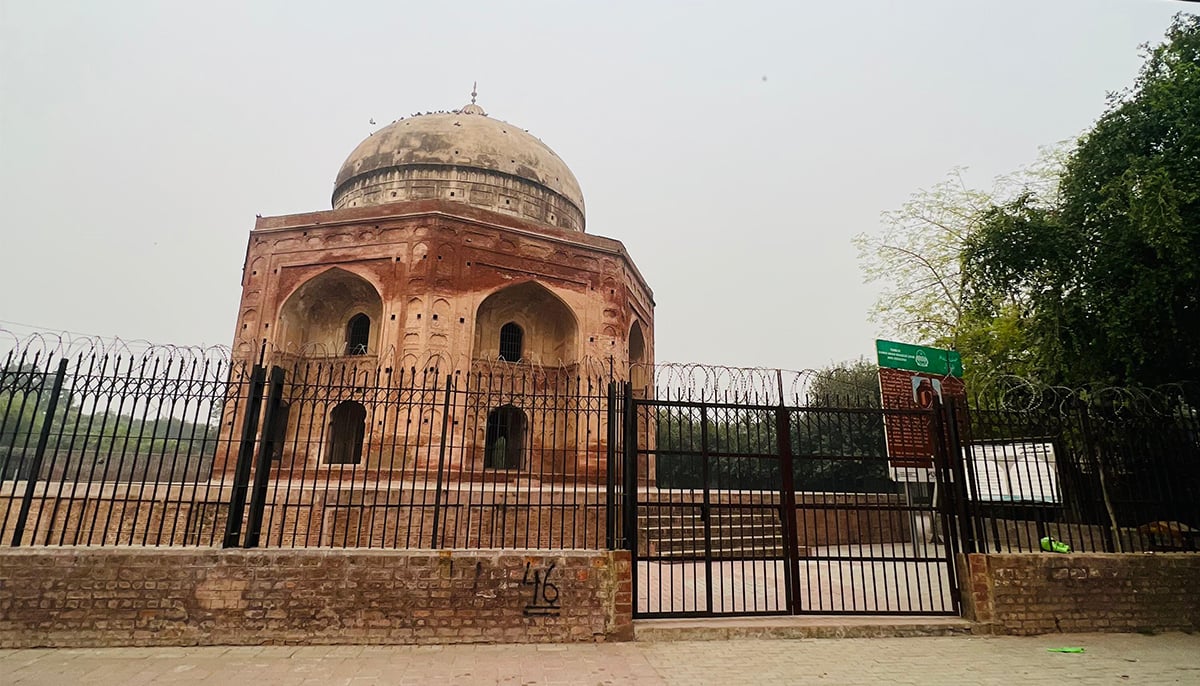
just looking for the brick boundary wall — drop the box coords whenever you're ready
[960,553,1200,635]
[0,547,633,648]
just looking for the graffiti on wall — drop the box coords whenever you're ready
[522,561,561,616]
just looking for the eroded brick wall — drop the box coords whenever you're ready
[0,547,633,648]
[961,553,1200,635]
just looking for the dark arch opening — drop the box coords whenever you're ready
[499,322,523,362]
[485,405,526,469]
[473,282,578,365]
[346,313,371,355]
[326,401,366,464]
[629,320,649,393]
[278,268,382,356]
[270,401,291,461]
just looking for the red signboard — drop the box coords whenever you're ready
[878,367,966,472]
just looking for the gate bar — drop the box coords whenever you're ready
[244,365,285,549]
[699,405,714,614]
[775,405,802,614]
[622,382,638,579]
[222,364,267,549]
[429,374,453,549]
[9,358,68,547]
[605,381,617,550]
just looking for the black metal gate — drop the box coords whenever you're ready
[623,387,961,618]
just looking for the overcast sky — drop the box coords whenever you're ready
[0,1,1191,370]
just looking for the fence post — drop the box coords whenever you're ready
[10,358,68,547]
[244,365,285,549]
[940,399,976,554]
[430,374,453,549]
[774,405,802,615]
[605,381,617,550]
[622,382,638,554]
[222,364,267,549]
[1076,400,1118,553]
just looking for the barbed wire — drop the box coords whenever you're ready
[971,373,1197,416]
[5,327,1195,414]
[1,327,234,367]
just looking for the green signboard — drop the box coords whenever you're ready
[875,339,964,378]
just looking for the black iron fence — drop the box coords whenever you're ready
[1,342,255,547]
[625,389,960,617]
[952,390,1200,554]
[237,358,614,550]
[2,333,1196,563]
[1,335,617,550]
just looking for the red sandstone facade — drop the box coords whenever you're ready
[225,100,654,479]
[233,200,653,372]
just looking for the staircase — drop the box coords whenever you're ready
[640,510,806,560]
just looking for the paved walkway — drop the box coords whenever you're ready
[3,633,1199,685]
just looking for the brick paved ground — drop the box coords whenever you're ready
[3,633,1199,685]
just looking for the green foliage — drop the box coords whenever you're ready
[805,359,881,408]
[1,363,221,474]
[963,15,1200,388]
[655,361,894,492]
[862,15,1200,391]
[855,148,1066,353]
[854,170,991,346]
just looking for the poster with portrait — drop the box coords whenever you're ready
[878,367,966,482]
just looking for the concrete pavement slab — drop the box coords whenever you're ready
[2,633,1198,685]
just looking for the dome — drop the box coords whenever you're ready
[332,99,585,232]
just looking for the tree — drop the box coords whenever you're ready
[855,150,1064,387]
[963,15,1200,389]
[654,360,893,492]
[855,170,992,347]
[794,360,891,492]
[805,358,881,408]
[2,357,223,482]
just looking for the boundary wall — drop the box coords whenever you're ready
[0,547,633,647]
[960,553,1200,635]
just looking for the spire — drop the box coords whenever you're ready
[460,82,486,116]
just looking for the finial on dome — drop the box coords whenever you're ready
[459,82,486,116]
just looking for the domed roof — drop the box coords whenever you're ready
[332,98,584,224]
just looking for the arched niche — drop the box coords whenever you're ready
[629,320,649,391]
[484,405,526,469]
[278,268,383,355]
[473,282,578,365]
[326,400,366,464]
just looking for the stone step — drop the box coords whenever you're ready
[650,533,784,550]
[634,615,975,641]
[640,514,782,526]
[643,518,782,527]
[640,512,781,523]
[641,524,784,539]
[642,546,798,561]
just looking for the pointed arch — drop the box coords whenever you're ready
[278,268,383,355]
[326,400,366,464]
[473,281,578,364]
[485,405,526,469]
[629,320,649,391]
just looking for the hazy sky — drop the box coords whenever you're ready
[0,1,1191,370]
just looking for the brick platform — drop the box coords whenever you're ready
[961,552,1200,635]
[0,547,633,648]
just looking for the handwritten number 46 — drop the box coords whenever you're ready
[523,562,560,608]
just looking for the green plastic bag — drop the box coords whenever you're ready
[1040,536,1072,553]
